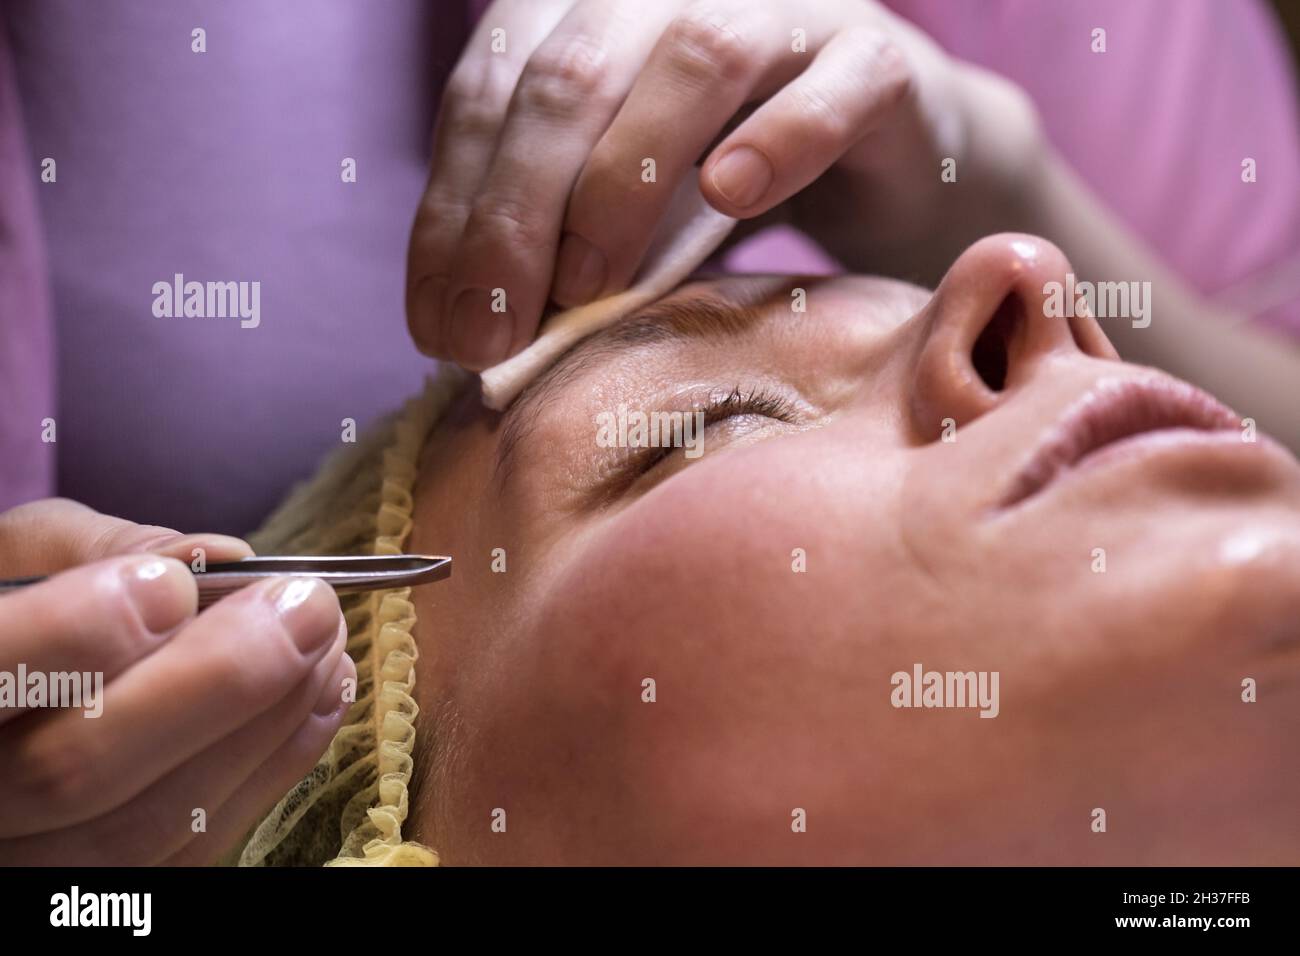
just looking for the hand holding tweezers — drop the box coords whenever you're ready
[0,554,452,609]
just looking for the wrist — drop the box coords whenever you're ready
[954,63,1048,230]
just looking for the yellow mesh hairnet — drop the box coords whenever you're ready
[224,369,468,867]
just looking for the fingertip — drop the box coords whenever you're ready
[447,288,517,371]
[120,555,198,635]
[408,276,449,357]
[698,161,738,218]
[265,577,343,657]
[704,143,775,213]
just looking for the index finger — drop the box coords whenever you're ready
[0,555,197,727]
[0,498,252,578]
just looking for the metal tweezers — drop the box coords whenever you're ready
[0,554,452,609]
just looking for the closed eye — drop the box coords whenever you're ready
[592,385,802,502]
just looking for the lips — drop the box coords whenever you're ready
[1000,376,1241,507]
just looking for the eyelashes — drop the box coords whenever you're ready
[699,385,800,430]
[581,382,807,508]
[624,384,800,478]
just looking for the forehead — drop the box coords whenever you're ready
[517,272,925,404]
[491,272,929,483]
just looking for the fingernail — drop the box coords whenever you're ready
[123,557,196,634]
[553,233,607,306]
[411,276,447,354]
[448,288,515,371]
[268,578,341,654]
[313,654,353,718]
[148,533,253,564]
[710,145,773,209]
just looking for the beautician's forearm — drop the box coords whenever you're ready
[1018,144,1300,453]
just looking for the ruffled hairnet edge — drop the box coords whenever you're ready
[228,368,468,867]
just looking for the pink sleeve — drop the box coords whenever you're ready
[0,15,56,510]
[889,0,1300,335]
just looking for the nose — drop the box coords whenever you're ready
[908,233,1117,439]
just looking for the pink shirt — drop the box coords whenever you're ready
[730,0,1300,337]
[2,0,1297,524]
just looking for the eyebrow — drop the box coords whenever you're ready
[494,279,786,487]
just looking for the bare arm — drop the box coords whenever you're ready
[1017,138,1300,453]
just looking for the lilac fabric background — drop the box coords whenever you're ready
[1,0,1297,531]
[2,0,464,531]
[0,13,53,511]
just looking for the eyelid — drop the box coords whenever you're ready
[593,384,806,501]
[644,385,799,467]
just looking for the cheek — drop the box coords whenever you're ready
[448,433,945,863]
[540,431,915,702]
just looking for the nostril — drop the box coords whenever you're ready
[970,294,1021,392]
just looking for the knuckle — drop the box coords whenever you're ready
[518,36,612,117]
[419,189,472,234]
[14,728,106,819]
[92,522,174,560]
[468,195,548,249]
[665,10,750,86]
[440,59,515,136]
[207,637,285,710]
[789,84,853,143]
[442,97,502,140]
[863,33,915,107]
[83,521,124,561]
[442,58,511,107]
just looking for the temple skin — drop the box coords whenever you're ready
[405,234,1300,865]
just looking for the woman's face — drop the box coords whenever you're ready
[407,234,1300,865]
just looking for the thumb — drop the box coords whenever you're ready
[0,498,253,577]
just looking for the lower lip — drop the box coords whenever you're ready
[1026,427,1289,502]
